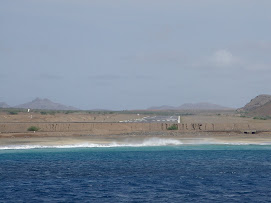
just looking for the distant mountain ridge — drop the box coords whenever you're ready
[15,98,79,110]
[148,102,232,110]
[147,105,177,110]
[179,102,232,110]
[238,94,271,116]
[0,102,9,108]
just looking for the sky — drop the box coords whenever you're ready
[1,0,271,110]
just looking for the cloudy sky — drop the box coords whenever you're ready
[1,0,271,110]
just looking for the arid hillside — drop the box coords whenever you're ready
[246,102,271,117]
[238,94,271,117]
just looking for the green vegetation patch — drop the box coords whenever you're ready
[167,124,178,130]
[27,126,40,131]
[8,111,18,115]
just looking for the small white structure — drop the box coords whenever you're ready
[27,109,30,113]
[178,116,181,124]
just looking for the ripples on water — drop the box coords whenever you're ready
[1,146,271,202]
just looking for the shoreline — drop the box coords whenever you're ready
[1,132,271,148]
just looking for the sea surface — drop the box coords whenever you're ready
[1,144,271,202]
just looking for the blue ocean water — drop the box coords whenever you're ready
[1,145,271,202]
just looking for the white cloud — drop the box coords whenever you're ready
[209,49,235,67]
[190,49,271,71]
[206,49,271,71]
[190,49,239,69]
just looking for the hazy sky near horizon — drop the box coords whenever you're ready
[1,0,271,110]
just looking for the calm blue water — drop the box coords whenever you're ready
[1,145,271,202]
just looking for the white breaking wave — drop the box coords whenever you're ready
[120,137,183,147]
[0,138,183,150]
[1,138,271,150]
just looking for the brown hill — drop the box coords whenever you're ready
[178,103,232,110]
[147,105,176,110]
[238,94,271,112]
[249,101,271,116]
[15,98,79,110]
[238,94,271,116]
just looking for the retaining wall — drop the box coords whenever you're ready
[0,122,271,135]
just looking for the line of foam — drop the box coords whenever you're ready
[1,138,271,150]
[0,138,183,150]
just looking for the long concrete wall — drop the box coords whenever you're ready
[0,122,271,135]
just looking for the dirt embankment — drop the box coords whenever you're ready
[1,112,271,138]
[1,122,271,138]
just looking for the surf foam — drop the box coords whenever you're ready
[0,138,183,150]
[1,137,271,150]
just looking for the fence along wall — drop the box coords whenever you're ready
[0,122,271,135]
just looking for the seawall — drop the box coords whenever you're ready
[1,122,271,135]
